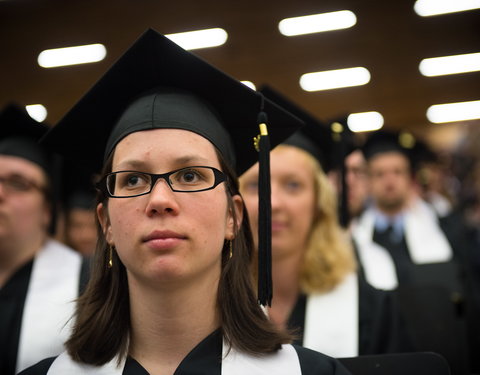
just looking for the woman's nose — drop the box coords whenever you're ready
[144,178,180,216]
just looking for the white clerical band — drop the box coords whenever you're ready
[352,198,453,290]
[16,240,82,373]
[303,272,359,357]
[48,342,305,375]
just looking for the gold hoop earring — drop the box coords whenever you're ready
[108,245,114,268]
[229,240,233,259]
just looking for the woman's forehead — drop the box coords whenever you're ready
[112,128,221,168]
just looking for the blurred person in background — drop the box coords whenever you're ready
[351,130,475,374]
[0,104,89,375]
[412,140,454,218]
[240,87,409,358]
[345,148,369,222]
[63,189,97,257]
[61,163,97,257]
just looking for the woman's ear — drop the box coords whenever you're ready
[97,202,113,244]
[226,194,244,240]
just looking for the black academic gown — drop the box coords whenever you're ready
[0,240,89,375]
[288,273,411,356]
[352,207,473,375]
[19,329,352,375]
[438,209,480,374]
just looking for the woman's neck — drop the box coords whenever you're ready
[268,251,303,330]
[127,272,220,375]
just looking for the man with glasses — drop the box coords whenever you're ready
[0,104,89,375]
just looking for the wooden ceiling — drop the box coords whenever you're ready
[1,0,479,144]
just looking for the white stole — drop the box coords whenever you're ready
[303,273,359,357]
[16,240,82,373]
[352,198,453,290]
[47,341,304,375]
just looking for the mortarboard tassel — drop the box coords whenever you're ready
[331,122,350,228]
[338,134,350,228]
[254,110,272,307]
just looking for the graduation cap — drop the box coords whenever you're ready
[61,159,97,212]
[258,85,355,227]
[258,85,333,171]
[0,103,60,234]
[362,130,414,162]
[42,28,304,306]
[328,116,358,228]
[0,103,51,173]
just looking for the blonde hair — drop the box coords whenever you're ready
[299,150,356,294]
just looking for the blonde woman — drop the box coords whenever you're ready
[240,86,408,358]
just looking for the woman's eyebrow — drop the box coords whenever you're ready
[173,155,211,165]
[114,155,212,170]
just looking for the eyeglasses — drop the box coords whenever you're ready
[0,175,45,194]
[97,166,227,198]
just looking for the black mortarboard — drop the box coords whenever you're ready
[259,86,353,227]
[328,116,357,228]
[258,85,333,171]
[362,130,413,162]
[42,29,303,306]
[43,29,302,177]
[410,138,438,167]
[61,160,97,212]
[0,103,59,234]
[0,103,51,173]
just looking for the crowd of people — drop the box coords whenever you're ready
[1,28,479,375]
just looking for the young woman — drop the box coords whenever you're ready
[239,86,409,358]
[19,30,351,375]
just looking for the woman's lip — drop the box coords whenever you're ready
[145,237,185,250]
[142,230,187,242]
[271,222,287,231]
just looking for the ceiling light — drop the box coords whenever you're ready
[278,10,356,36]
[241,81,256,90]
[419,52,480,76]
[299,67,370,92]
[427,100,480,123]
[165,28,227,50]
[414,0,480,16]
[347,111,384,132]
[25,104,47,122]
[38,44,106,68]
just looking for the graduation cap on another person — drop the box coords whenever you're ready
[327,116,358,228]
[0,103,51,173]
[259,85,333,172]
[0,103,60,234]
[258,85,353,227]
[42,29,304,306]
[61,159,97,212]
[362,130,415,165]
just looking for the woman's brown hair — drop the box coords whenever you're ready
[65,147,291,365]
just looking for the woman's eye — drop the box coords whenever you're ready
[284,180,302,192]
[177,169,203,184]
[120,173,148,188]
[244,180,258,193]
[127,175,140,186]
[182,172,197,182]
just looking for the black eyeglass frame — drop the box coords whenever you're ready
[96,166,227,198]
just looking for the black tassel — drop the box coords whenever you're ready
[254,110,272,307]
[331,122,350,228]
[339,135,350,228]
